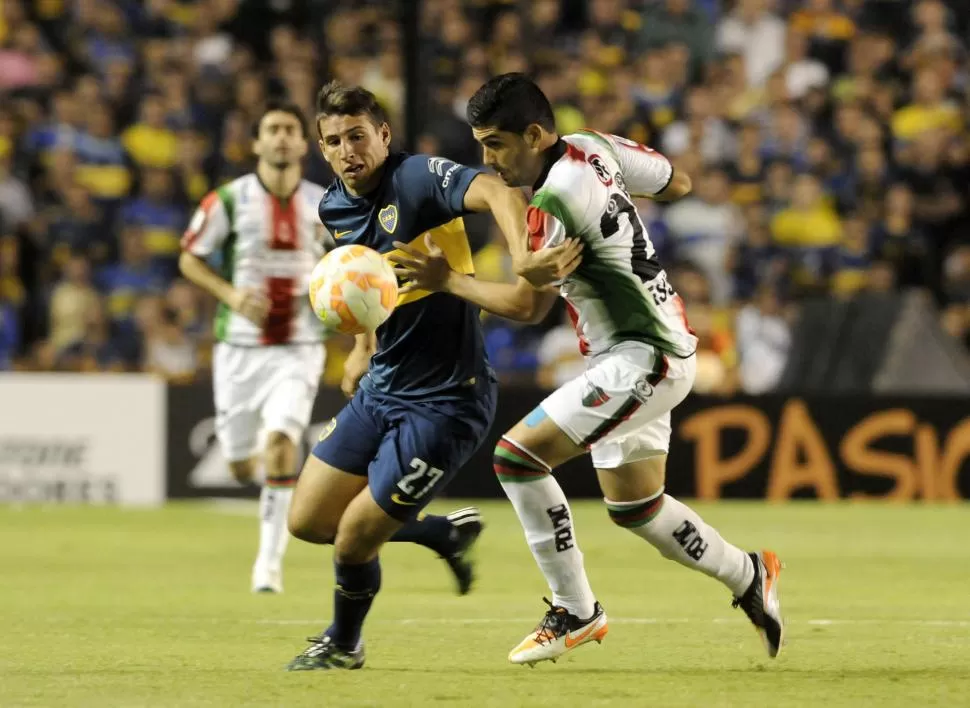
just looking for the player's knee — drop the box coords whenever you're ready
[493,437,551,481]
[229,458,258,485]
[287,507,337,545]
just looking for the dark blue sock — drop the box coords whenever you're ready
[326,558,381,650]
[389,514,458,556]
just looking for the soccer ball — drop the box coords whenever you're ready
[309,244,399,335]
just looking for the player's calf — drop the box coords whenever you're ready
[603,488,754,596]
[600,460,783,655]
[253,432,299,593]
[287,488,398,671]
[229,458,258,485]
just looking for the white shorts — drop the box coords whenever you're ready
[213,342,325,462]
[541,342,696,469]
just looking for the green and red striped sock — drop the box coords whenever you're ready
[606,493,666,528]
[493,437,550,484]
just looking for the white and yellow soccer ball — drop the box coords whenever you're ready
[308,244,399,335]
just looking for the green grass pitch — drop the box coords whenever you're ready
[3,500,969,707]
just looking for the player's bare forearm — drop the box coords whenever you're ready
[463,174,530,263]
[641,170,692,203]
[178,251,236,306]
[354,331,377,354]
[443,272,558,324]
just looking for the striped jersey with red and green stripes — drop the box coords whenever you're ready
[181,173,329,346]
[527,131,697,359]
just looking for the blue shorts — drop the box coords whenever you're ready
[311,377,497,521]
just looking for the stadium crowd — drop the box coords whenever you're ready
[0,0,968,395]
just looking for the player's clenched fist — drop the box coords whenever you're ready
[230,287,271,326]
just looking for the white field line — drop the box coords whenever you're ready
[248,617,970,628]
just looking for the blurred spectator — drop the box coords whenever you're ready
[672,263,738,394]
[122,93,178,169]
[638,0,713,76]
[0,233,24,368]
[771,172,842,294]
[46,182,112,269]
[57,298,126,373]
[892,67,963,142]
[119,168,186,275]
[536,309,586,390]
[716,0,786,88]
[735,285,791,393]
[662,86,735,163]
[4,0,970,377]
[144,305,198,383]
[788,0,855,72]
[75,100,132,204]
[729,203,783,300]
[0,139,33,229]
[664,168,743,303]
[783,28,829,99]
[47,254,100,353]
[831,212,872,296]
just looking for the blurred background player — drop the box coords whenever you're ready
[179,101,329,594]
[284,82,578,671]
[396,74,784,665]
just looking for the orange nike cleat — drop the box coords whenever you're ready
[508,598,608,667]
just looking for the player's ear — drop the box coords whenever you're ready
[524,124,543,152]
[380,122,391,150]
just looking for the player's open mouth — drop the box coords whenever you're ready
[344,165,365,177]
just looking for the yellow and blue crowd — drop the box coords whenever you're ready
[0,0,967,394]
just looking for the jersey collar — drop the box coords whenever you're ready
[532,138,566,192]
[255,171,300,203]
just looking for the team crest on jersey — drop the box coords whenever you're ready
[614,171,628,195]
[379,204,399,234]
[318,417,337,441]
[588,154,613,186]
[581,382,611,408]
[631,376,655,403]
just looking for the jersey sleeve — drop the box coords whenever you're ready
[181,190,231,257]
[529,182,586,248]
[526,202,569,252]
[401,155,484,219]
[590,131,673,197]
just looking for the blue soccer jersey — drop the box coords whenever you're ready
[318,152,492,401]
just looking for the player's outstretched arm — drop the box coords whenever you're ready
[463,173,582,287]
[461,173,531,264]
[445,275,559,324]
[389,235,566,324]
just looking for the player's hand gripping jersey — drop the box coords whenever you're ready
[528,130,698,358]
[182,174,329,345]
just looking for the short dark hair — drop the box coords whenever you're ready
[466,73,555,134]
[252,99,309,139]
[315,81,388,137]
